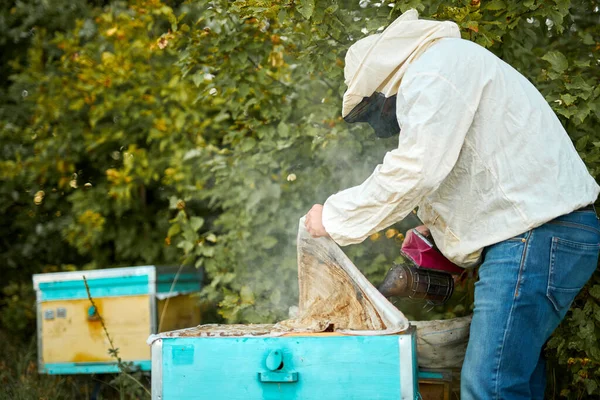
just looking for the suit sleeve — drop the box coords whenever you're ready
[322,72,477,245]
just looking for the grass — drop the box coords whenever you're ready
[0,329,84,400]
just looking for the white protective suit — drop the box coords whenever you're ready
[322,10,600,268]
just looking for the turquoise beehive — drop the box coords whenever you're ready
[149,325,420,400]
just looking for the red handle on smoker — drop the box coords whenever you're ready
[401,229,463,275]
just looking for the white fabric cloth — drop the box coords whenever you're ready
[411,316,471,368]
[323,13,600,268]
[342,9,460,117]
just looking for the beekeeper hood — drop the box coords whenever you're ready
[342,10,460,137]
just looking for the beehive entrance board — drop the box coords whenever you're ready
[33,265,202,374]
[149,326,419,400]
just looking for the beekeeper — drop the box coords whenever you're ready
[304,9,600,399]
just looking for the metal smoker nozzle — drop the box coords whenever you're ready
[378,263,454,305]
[378,264,411,297]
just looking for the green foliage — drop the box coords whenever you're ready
[0,0,100,338]
[166,0,425,322]
[0,282,36,337]
[547,275,600,398]
[0,0,94,86]
[0,330,71,400]
[1,0,600,397]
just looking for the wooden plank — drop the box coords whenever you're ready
[419,380,451,400]
[38,274,149,301]
[418,368,459,400]
[280,332,344,337]
[157,294,202,333]
[41,295,151,364]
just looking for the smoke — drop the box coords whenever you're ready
[229,112,415,323]
[204,5,422,325]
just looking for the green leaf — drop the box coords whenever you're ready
[240,138,256,152]
[576,136,589,151]
[578,320,595,338]
[261,236,278,249]
[238,83,250,98]
[464,21,479,32]
[277,121,290,137]
[589,285,600,300]
[297,0,315,19]
[69,98,86,111]
[581,32,595,45]
[200,246,215,257]
[560,93,577,106]
[177,240,194,253]
[190,216,204,232]
[585,379,598,395]
[590,346,600,361]
[192,72,204,88]
[564,76,592,92]
[542,51,569,74]
[168,12,178,32]
[593,304,600,322]
[484,0,506,11]
[175,113,186,130]
[167,223,181,238]
[573,59,591,68]
[169,197,182,210]
[324,4,338,14]
[240,286,255,304]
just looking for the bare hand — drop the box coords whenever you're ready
[305,204,330,238]
[415,225,430,236]
[402,224,430,251]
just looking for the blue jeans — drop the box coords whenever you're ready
[461,208,600,399]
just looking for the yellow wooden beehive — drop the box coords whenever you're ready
[32,265,202,374]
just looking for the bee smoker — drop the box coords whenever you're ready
[378,229,463,305]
